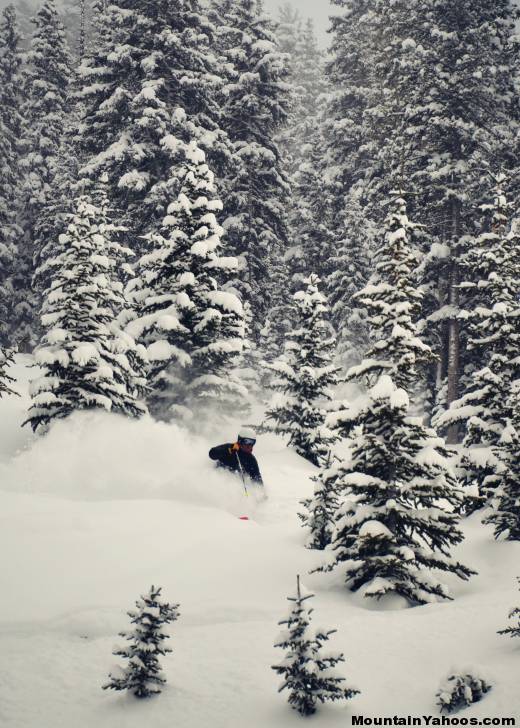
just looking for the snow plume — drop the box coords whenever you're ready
[0,410,256,514]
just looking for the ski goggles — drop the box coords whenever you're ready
[238,438,256,446]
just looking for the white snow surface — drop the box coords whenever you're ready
[1,357,520,727]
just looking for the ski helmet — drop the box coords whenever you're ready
[238,427,256,446]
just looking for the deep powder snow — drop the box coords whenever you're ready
[0,358,519,728]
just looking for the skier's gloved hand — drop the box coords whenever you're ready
[229,443,240,454]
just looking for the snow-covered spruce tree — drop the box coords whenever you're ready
[346,192,434,395]
[483,385,520,541]
[436,672,492,714]
[32,2,96,288]
[20,0,73,346]
[318,0,382,279]
[300,454,340,551]
[384,1,520,427]
[317,376,475,605]
[286,124,336,296]
[0,5,25,348]
[103,585,180,699]
[326,0,520,428]
[498,578,520,639]
[275,3,302,61]
[291,18,324,153]
[215,0,291,335]
[323,0,380,205]
[21,0,72,191]
[128,140,247,423]
[0,348,19,398]
[32,104,86,299]
[276,8,323,180]
[272,575,359,717]
[275,6,330,307]
[25,186,148,432]
[327,185,375,368]
[264,275,339,467]
[78,0,229,251]
[234,301,264,401]
[439,179,520,501]
[256,315,283,393]
[6,0,34,43]
[314,191,475,603]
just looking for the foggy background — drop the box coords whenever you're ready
[0,0,333,47]
[263,0,331,45]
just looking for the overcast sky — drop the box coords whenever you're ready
[263,0,332,46]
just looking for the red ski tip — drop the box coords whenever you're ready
[239,516,250,521]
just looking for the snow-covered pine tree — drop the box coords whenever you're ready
[286,124,336,295]
[215,0,291,336]
[325,0,520,431]
[290,17,324,158]
[323,0,380,205]
[0,5,25,348]
[346,192,434,396]
[6,0,34,44]
[78,0,229,252]
[234,301,264,401]
[275,3,301,61]
[264,274,339,467]
[272,574,359,716]
[279,16,332,296]
[32,104,86,299]
[275,6,323,180]
[483,385,520,541]
[300,455,340,551]
[256,315,282,393]
[103,585,180,699]
[319,0,382,272]
[317,375,475,605]
[382,1,520,429]
[404,0,520,420]
[26,184,148,432]
[89,0,108,44]
[128,140,247,424]
[327,186,375,368]
[436,672,492,713]
[498,578,520,639]
[439,179,520,502]
[317,190,475,603]
[0,348,19,398]
[20,0,73,347]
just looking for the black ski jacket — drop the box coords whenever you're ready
[209,443,263,485]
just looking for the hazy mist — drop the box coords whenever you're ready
[0,0,333,46]
[263,0,331,45]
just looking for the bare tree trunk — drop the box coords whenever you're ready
[446,198,461,444]
[78,0,86,60]
[438,324,449,385]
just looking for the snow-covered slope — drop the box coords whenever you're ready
[1,358,519,728]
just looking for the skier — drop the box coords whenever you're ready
[209,428,264,487]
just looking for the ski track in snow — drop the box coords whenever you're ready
[1,357,520,727]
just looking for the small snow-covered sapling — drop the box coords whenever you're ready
[0,348,19,398]
[498,578,520,639]
[103,585,180,699]
[272,575,359,716]
[436,672,492,713]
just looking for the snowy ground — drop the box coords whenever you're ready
[1,357,519,728]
